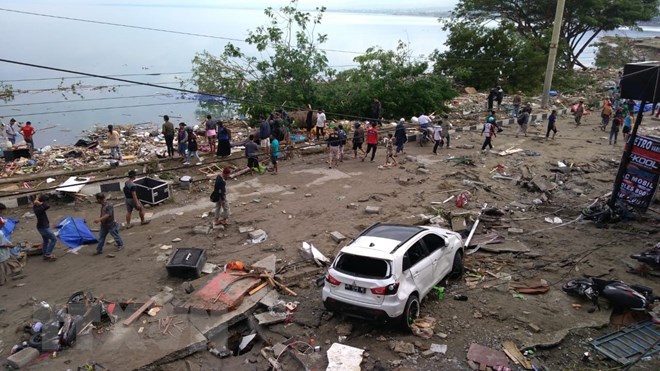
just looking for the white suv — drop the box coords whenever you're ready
[322,223,464,328]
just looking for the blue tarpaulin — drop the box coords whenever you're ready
[0,217,19,239]
[55,217,98,248]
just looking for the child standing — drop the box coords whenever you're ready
[384,133,399,167]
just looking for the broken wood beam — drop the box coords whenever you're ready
[122,299,155,326]
[249,281,269,296]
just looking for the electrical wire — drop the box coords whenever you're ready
[0,7,363,55]
[4,100,196,117]
[1,93,169,107]
[1,71,192,83]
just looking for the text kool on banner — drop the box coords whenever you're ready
[618,135,660,210]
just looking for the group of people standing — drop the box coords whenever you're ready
[160,114,232,164]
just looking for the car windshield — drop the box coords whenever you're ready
[334,253,391,278]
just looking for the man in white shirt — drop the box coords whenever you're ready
[315,108,327,140]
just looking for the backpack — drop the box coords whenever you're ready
[517,114,525,125]
[338,129,347,145]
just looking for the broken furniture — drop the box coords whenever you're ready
[591,321,659,365]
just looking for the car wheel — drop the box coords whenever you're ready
[448,251,464,280]
[400,294,420,329]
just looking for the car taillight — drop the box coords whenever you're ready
[326,274,341,286]
[371,283,399,295]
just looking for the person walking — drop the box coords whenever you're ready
[305,104,314,138]
[609,116,621,145]
[315,108,326,141]
[184,127,202,165]
[352,122,366,159]
[93,193,124,255]
[511,93,522,118]
[270,133,279,174]
[626,98,635,115]
[124,170,150,228]
[362,122,379,162]
[203,115,217,155]
[259,117,271,155]
[487,87,496,112]
[176,122,188,160]
[515,108,530,138]
[574,101,585,126]
[394,118,407,155]
[546,110,558,140]
[372,97,382,126]
[18,121,36,152]
[33,195,57,261]
[327,126,341,169]
[383,133,399,167]
[162,115,175,158]
[600,101,613,131]
[216,121,232,157]
[337,124,347,162]
[245,134,259,174]
[481,117,496,151]
[623,111,633,143]
[107,124,122,162]
[441,115,451,148]
[432,120,443,155]
[495,86,504,111]
[213,168,231,226]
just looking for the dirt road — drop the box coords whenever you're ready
[1,111,659,370]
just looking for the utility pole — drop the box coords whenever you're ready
[541,0,566,108]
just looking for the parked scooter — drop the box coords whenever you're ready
[562,277,658,311]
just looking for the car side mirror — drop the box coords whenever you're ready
[402,256,411,271]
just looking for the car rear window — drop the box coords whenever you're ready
[334,253,390,278]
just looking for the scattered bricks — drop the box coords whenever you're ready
[248,229,266,240]
[417,167,430,175]
[528,323,542,333]
[238,226,255,234]
[193,225,211,235]
[6,347,39,369]
[347,203,358,209]
[304,193,312,197]
[365,206,381,214]
[330,231,346,243]
[422,349,436,358]
[508,227,524,234]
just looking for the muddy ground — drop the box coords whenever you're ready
[1,111,659,370]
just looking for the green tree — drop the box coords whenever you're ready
[453,0,660,69]
[0,82,13,103]
[432,21,546,92]
[322,41,456,120]
[594,36,642,69]
[189,0,332,121]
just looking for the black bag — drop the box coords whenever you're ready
[210,190,220,203]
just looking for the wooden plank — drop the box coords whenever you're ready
[502,341,533,369]
[248,281,268,296]
[122,299,155,326]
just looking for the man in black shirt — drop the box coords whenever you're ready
[94,193,124,255]
[124,170,150,228]
[33,195,57,261]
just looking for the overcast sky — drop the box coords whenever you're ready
[48,0,460,10]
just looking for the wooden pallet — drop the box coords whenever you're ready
[198,164,223,176]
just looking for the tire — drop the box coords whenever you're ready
[400,294,420,330]
[28,333,43,352]
[448,251,464,280]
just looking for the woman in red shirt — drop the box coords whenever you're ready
[362,122,379,162]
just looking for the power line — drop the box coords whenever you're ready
[2,93,170,107]
[0,7,363,56]
[1,71,192,83]
[0,58,383,123]
[4,101,196,117]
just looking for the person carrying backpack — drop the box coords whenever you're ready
[515,107,530,138]
[337,124,347,162]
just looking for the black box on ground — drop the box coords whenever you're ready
[134,177,170,205]
[166,248,207,279]
[3,148,31,162]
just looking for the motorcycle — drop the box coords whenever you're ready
[418,127,431,146]
[630,244,660,270]
[562,277,658,311]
